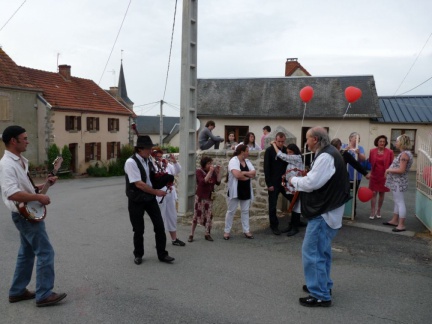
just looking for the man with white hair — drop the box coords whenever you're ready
[288,127,351,307]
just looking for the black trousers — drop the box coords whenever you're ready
[128,197,168,260]
[267,184,293,229]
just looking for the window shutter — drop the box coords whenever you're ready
[116,119,119,131]
[97,142,101,160]
[96,118,100,131]
[108,118,112,131]
[107,142,112,160]
[85,143,91,162]
[65,116,70,131]
[77,117,82,130]
[116,142,121,157]
[87,117,90,130]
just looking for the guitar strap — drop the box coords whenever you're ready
[26,172,40,193]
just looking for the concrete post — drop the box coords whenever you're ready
[178,0,198,216]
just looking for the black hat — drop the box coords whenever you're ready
[135,135,154,148]
[2,125,26,144]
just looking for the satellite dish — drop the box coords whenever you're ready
[196,118,201,131]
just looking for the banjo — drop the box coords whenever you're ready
[17,156,63,222]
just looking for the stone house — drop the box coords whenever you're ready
[0,48,135,173]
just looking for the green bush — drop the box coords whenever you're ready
[61,145,72,171]
[163,145,179,153]
[107,159,124,176]
[47,144,60,172]
[87,162,109,177]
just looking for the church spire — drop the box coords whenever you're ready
[118,59,134,109]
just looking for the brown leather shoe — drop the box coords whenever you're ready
[9,289,36,303]
[205,234,214,241]
[36,292,67,307]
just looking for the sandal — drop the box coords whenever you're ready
[244,233,254,239]
[188,235,193,242]
[223,233,230,240]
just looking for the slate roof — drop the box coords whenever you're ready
[197,76,381,119]
[0,48,133,116]
[376,96,432,123]
[135,116,180,135]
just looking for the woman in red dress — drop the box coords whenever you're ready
[368,135,394,219]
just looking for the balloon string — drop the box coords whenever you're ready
[333,103,351,138]
[301,103,306,128]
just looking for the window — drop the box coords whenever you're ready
[224,126,249,144]
[0,95,11,121]
[65,116,81,131]
[85,142,101,162]
[107,142,121,159]
[87,117,100,132]
[108,118,120,132]
[390,129,416,152]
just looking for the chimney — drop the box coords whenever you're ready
[108,86,119,98]
[58,64,71,80]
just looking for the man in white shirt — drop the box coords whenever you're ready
[0,125,67,307]
[289,127,351,307]
[124,135,175,265]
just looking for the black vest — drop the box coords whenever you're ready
[300,145,351,219]
[125,155,155,198]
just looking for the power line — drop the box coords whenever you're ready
[162,0,178,101]
[97,0,132,85]
[394,32,432,95]
[398,76,432,95]
[0,0,27,33]
[134,100,160,108]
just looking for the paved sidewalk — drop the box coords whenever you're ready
[343,171,430,238]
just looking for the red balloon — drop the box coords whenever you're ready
[423,166,432,187]
[300,86,314,103]
[345,86,362,103]
[358,187,373,202]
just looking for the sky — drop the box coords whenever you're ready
[1,0,431,117]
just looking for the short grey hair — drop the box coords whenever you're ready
[309,127,330,149]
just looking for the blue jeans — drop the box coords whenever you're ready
[302,216,338,301]
[9,212,55,302]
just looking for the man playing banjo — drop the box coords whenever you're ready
[0,125,67,307]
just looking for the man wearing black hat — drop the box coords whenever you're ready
[124,135,175,264]
[0,125,67,307]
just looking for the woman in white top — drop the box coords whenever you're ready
[151,148,184,246]
[237,132,262,151]
[224,144,256,240]
[272,142,304,236]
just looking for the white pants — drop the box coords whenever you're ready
[224,198,251,233]
[391,186,406,219]
[158,192,177,232]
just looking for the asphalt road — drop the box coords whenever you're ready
[1,176,431,324]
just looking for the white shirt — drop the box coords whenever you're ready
[124,153,153,186]
[227,156,255,200]
[0,150,36,212]
[291,150,344,229]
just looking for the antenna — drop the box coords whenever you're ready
[121,49,124,62]
[56,53,60,71]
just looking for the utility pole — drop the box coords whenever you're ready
[159,100,163,146]
[178,0,198,216]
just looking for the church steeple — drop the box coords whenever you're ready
[118,60,134,109]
